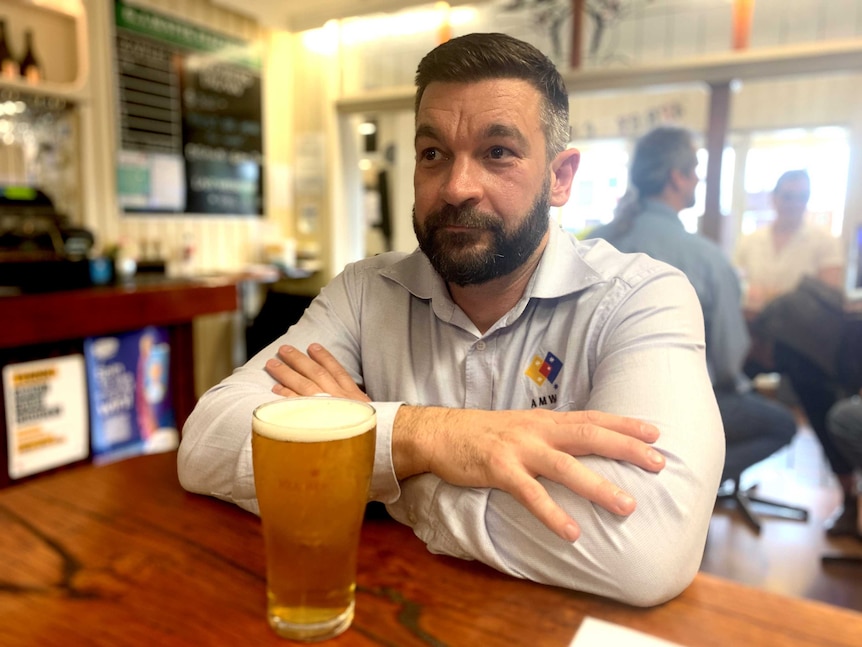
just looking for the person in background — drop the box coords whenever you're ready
[586,126,796,489]
[737,170,853,536]
[827,391,862,539]
[733,169,844,314]
[754,279,862,537]
[177,33,724,607]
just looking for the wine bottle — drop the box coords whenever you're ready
[18,29,41,84]
[0,20,17,80]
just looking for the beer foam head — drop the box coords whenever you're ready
[253,397,376,442]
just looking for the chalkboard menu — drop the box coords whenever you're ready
[114,1,262,216]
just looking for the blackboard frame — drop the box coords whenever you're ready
[113,0,263,217]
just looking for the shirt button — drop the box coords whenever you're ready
[475,341,486,351]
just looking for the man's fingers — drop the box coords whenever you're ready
[566,410,660,442]
[561,427,666,473]
[265,345,370,402]
[551,416,665,473]
[278,345,342,391]
[540,451,637,516]
[504,452,637,539]
[505,471,581,542]
[265,346,331,396]
[306,344,366,396]
[272,383,300,397]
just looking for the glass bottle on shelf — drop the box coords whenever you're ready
[18,29,41,84]
[0,20,17,80]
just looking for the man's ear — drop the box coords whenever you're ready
[668,167,685,191]
[549,148,580,207]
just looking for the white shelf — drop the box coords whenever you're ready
[0,76,86,103]
[0,0,88,98]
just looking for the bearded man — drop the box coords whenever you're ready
[178,33,723,607]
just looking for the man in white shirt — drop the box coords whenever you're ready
[178,33,724,607]
[736,170,851,532]
[734,169,844,313]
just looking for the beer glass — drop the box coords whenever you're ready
[252,397,376,642]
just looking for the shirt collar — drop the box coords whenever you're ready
[380,222,604,302]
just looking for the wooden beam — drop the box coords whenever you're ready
[337,39,862,114]
[570,0,585,70]
[700,82,731,244]
[561,38,862,93]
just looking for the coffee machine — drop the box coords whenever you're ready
[0,185,95,293]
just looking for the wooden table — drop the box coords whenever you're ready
[1,452,859,647]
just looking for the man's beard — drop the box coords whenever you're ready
[685,189,697,210]
[413,181,551,287]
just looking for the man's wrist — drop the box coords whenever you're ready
[392,405,449,481]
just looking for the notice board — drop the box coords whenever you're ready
[114,0,262,215]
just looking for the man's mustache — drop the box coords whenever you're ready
[428,204,501,230]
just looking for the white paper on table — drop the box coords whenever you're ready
[569,616,686,647]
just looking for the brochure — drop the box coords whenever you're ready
[3,354,89,479]
[84,326,178,464]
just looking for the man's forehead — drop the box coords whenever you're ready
[415,79,543,134]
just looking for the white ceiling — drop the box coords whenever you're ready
[211,0,477,33]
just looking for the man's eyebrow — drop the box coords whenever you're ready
[414,124,439,145]
[414,122,530,149]
[484,123,529,150]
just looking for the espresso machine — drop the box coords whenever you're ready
[0,185,95,293]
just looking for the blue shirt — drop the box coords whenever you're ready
[588,200,750,392]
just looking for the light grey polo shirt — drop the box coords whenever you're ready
[178,223,724,605]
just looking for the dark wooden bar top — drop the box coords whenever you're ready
[0,276,238,349]
[1,450,860,646]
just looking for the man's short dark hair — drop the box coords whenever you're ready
[414,33,570,160]
[773,169,810,195]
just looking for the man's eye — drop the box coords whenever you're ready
[488,146,510,160]
[420,148,439,161]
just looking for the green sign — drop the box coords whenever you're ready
[114,1,260,68]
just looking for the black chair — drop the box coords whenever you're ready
[245,289,315,359]
[717,475,809,533]
[822,552,862,565]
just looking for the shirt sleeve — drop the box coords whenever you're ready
[818,229,845,270]
[385,271,725,607]
[177,268,405,514]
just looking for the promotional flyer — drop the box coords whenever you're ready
[2,354,89,479]
[84,326,178,464]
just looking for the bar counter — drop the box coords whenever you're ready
[1,450,860,646]
[0,277,238,487]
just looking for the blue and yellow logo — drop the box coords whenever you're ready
[525,352,562,387]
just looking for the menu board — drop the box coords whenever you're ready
[114,0,262,215]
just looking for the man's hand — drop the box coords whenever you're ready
[393,406,665,543]
[265,344,666,543]
[265,344,370,402]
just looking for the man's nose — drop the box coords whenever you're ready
[439,157,482,206]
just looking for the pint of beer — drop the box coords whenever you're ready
[252,397,376,642]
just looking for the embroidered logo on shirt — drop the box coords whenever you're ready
[525,352,562,388]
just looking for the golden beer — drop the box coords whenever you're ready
[252,397,376,642]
